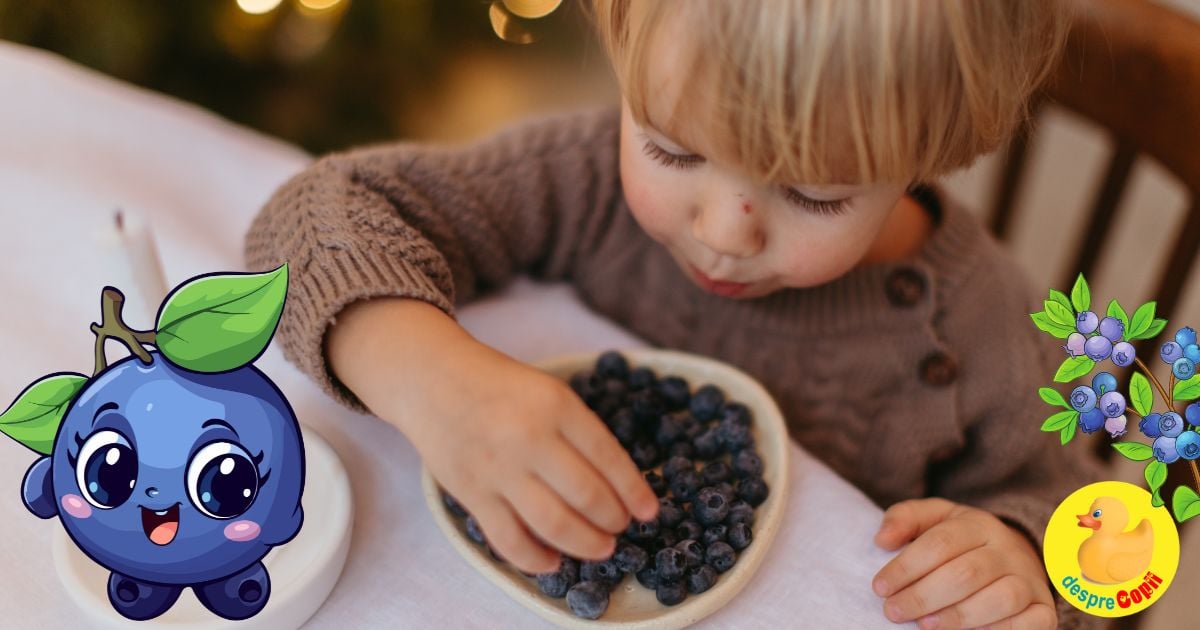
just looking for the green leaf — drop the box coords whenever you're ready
[1039,387,1070,409]
[1172,486,1200,522]
[1140,318,1168,341]
[1111,441,1155,461]
[156,264,289,373]
[1071,274,1090,312]
[1054,356,1095,383]
[1174,375,1200,401]
[1044,300,1075,327]
[1152,489,1164,508]
[1041,410,1077,432]
[1131,372,1153,416]
[1128,301,1157,339]
[1049,289,1074,317]
[0,373,87,455]
[1030,312,1074,339]
[1060,421,1077,445]
[1107,299,1129,332]
[1145,460,1167,497]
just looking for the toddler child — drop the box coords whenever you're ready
[245,1,1107,627]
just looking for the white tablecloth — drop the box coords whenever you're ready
[0,41,908,628]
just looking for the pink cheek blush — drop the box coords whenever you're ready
[224,520,261,542]
[61,494,92,519]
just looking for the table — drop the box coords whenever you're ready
[0,41,909,628]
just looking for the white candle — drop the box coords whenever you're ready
[90,209,170,327]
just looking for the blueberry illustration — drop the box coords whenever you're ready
[1186,344,1200,364]
[1187,403,1200,427]
[1076,311,1099,334]
[1153,436,1180,464]
[1177,432,1200,461]
[1098,317,1124,342]
[1173,358,1196,380]
[1140,413,1163,438]
[1104,415,1127,438]
[1063,333,1087,358]
[732,450,764,478]
[1069,386,1098,413]
[612,543,649,574]
[728,522,753,551]
[692,487,731,526]
[1099,391,1126,418]
[1160,412,1185,438]
[595,351,630,381]
[1092,372,1118,396]
[655,547,688,583]
[537,557,579,598]
[686,565,718,594]
[1162,341,1185,364]
[1084,336,1113,362]
[656,579,687,606]
[1079,408,1105,434]
[1178,327,1198,348]
[656,376,691,411]
[566,581,609,620]
[689,385,725,422]
[705,541,737,573]
[1112,342,1135,367]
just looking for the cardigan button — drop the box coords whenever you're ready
[885,267,926,307]
[919,352,958,387]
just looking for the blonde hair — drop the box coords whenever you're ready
[588,0,1073,186]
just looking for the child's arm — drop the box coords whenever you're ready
[243,108,658,574]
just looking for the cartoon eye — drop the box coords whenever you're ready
[1092,509,1102,518]
[75,430,137,510]
[187,441,259,519]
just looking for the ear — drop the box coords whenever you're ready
[21,456,57,519]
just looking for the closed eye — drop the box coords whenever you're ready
[782,187,849,217]
[640,135,704,170]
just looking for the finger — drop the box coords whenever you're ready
[979,600,1056,630]
[472,494,561,575]
[883,547,1005,624]
[505,473,617,563]
[921,574,1033,629]
[560,406,659,522]
[875,498,958,550]
[873,519,986,598]
[533,435,630,534]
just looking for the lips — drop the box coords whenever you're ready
[688,264,749,297]
[141,504,180,545]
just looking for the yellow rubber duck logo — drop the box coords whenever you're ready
[1076,496,1154,584]
[1045,481,1178,618]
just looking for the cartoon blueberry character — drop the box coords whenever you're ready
[3,265,299,621]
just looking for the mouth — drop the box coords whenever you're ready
[141,504,180,545]
[1076,514,1101,530]
[688,263,750,297]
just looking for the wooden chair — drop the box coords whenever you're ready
[988,3,1200,625]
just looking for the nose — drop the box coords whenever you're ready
[692,198,764,258]
[145,487,159,498]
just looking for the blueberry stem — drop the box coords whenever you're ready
[90,287,157,376]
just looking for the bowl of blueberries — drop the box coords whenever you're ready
[420,348,789,628]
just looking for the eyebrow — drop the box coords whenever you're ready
[93,402,119,425]
[201,418,239,438]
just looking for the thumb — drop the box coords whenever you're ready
[874,498,957,550]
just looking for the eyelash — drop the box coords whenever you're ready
[640,138,850,217]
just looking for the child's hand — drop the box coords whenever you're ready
[871,498,1055,629]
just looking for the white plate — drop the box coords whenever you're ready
[53,424,353,629]
[421,348,790,629]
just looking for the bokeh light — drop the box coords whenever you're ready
[237,0,284,15]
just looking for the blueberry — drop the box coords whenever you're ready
[656,580,688,606]
[612,543,649,574]
[569,371,602,403]
[714,481,736,502]
[1104,415,1127,438]
[717,418,754,452]
[655,548,688,583]
[1187,403,1200,427]
[602,377,629,400]
[1069,386,1097,413]
[657,498,686,529]
[1188,344,1200,363]
[726,500,756,526]
[465,516,487,545]
[1098,317,1124,342]
[636,566,659,589]
[627,517,661,542]
[1178,327,1198,348]
[674,539,705,569]
[1079,408,1105,434]
[732,450,764,478]
[719,402,752,426]
[645,471,668,497]
[679,415,704,441]
[670,469,703,502]
[630,440,660,470]
[705,541,737,573]
[1160,412,1185,438]
[656,414,685,447]
[1153,436,1180,464]
[701,461,733,485]
[1140,413,1163,438]
[662,456,694,481]
[608,408,638,447]
[1173,358,1196,380]
[628,366,657,391]
[1099,391,1126,418]
[737,476,770,507]
[590,394,622,420]
[1084,336,1113,362]
[668,442,696,459]
[654,528,679,551]
[1177,432,1200,461]
[690,384,725,421]
[1162,341,1185,364]
[686,565,718,594]
[693,427,723,459]
[1076,311,1099,334]
[581,559,622,586]
[693,487,731,526]
[657,376,691,411]
[728,522,753,551]
[566,581,609,620]
[596,351,630,381]
[537,557,580,598]
[441,492,469,519]
[1063,332,1087,358]
[703,525,728,546]
[1092,372,1118,396]
[631,388,665,422]
[1112,342,1135,367]
[676,519,703,542]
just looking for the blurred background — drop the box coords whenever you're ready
[2,0,1199,627]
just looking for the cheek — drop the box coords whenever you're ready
[224,519,261,542]
[61,494,92,519]
[619,150,684,239]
